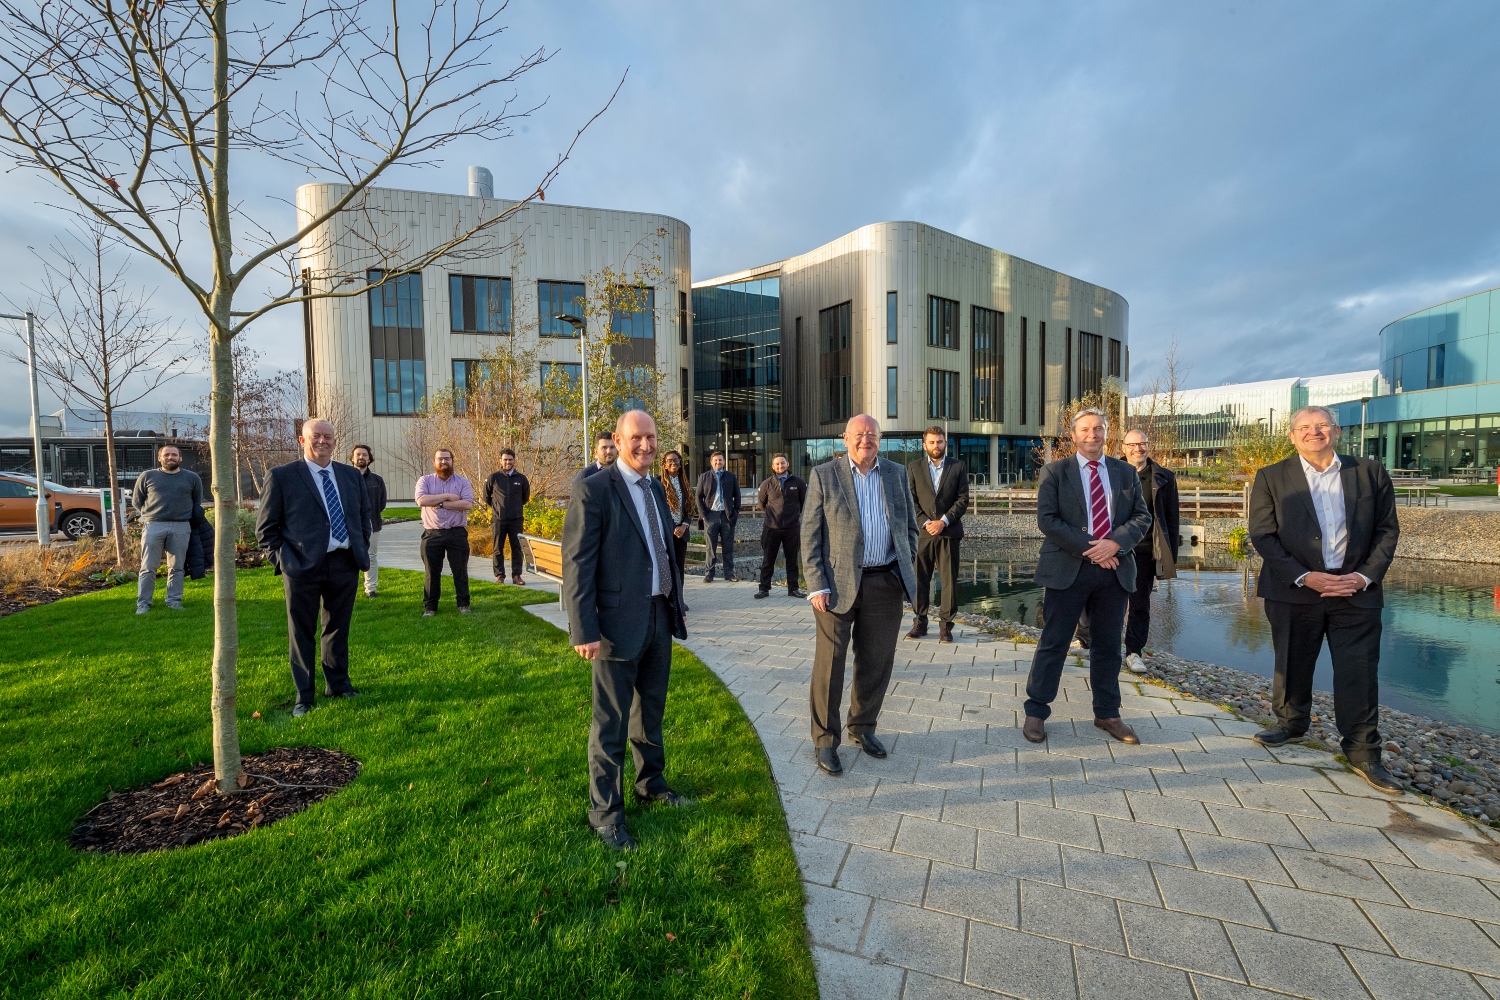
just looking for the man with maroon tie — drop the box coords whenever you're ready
[1022,408,1153,745]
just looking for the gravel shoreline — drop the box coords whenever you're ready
[952,608,1500,830]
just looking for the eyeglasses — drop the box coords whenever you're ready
[1123,442,1150,449]
[1293,423,1336,433]
[847,432,880,442]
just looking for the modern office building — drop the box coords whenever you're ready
[1130,371,1382,461]
[296,172,691,497]
[693,222,1128,484]
[1331,286,1500,475]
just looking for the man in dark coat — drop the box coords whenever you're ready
[695,451,740,582]
[562,410,689,851]
[1023,408,1152,746]
[185,503,215,580]
[574,434,617,483]
[255,418,372,717]
[1248,405,1400,792]
[484,448,530,585]
[754,452,807,599]
[351,444,386,598]
[906,426,970,643]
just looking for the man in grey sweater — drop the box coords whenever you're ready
[132,444,204,613]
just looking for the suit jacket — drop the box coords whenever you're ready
[1139,459,1180,562]
[756,474,806,531]
[1034,455,1152,592]
[562,463,688,661]
[256,459,372,578]
[360,468,388,532]
[696,469,741,521]
[801,456,920,615]
[907,457,971,540]
[1248,453,1398,609]
[573,462,609,484]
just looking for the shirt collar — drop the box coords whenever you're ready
[1075,452,1104,472]
[306,457,334,476]
[1299,454,1342,477]
[849,456,878,477]
[929,455,945,469]
[616,460,648,486]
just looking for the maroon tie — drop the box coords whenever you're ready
[1087,461,1110,538]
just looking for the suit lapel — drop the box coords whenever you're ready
[878,459,901,529]
[1062,457,1086,529]
[295,460,330,528]
[1106,458,1131,527]
[1339,454,1359,538]
[1280,456,1320,530]
[609,465,651,552]
[833,458,865,551]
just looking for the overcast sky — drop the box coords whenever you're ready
[2,0,1498,434]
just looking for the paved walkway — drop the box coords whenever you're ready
[527,576,1500,1000]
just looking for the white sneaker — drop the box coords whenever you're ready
[1125,653,1149,675]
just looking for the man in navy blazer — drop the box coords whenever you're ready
[1023,408,1152,745]
[255,418,372,717]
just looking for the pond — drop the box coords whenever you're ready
[949,540,1500,733]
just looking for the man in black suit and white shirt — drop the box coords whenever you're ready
[255,418,372,718]
[907,426,970,643]
[695,451,740,582]
[573,433,617,484]
[1023,408,1152,745]
[562,410,690,851]
[1248,405,1401,792]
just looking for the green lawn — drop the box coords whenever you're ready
[1436,483,1498,496]
[0,569,815,999]
[380,505,423,523]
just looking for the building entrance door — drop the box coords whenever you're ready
[727,451,756,489]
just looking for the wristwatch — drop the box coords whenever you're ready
[437,501,444,509]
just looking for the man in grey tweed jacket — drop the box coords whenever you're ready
[801,414,919,777]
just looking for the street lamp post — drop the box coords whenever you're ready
[1,311,48,546]
[556,314,588,460]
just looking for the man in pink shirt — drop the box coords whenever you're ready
[415,448,475,616]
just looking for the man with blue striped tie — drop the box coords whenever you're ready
[256,418,373,718]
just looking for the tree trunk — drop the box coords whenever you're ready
[208,0,241,793]
[102,404,125,567]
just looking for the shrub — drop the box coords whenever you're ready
[523,499,565,540]
[0,536,137,595]
[203,505,257,550]
[1226,524,1250,559]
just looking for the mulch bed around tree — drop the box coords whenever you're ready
[70,746,361,854]
[0,579,116,619]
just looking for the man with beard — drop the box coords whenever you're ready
[132,443,204,613]
[350,444,387,598]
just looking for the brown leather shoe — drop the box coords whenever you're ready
[938,622,954,643]
[1023,716,1046,743]
[1094,717,1140,744]
[906,618,928,639]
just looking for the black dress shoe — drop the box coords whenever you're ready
[324,687,361,698]
[1023,716,1046,743]
[595,824,637,851]
[724,574,738,583]
[291,703,314,718]
[1352,760,1404,794]
[906,618,929,639]
[789,588,808,598]
[849,732,887,758]
[703,571,715,583]
[641,788,696,808]
[938,622,954,643]
[816,747,843,776]
[1253,726,1305,748]
[754,590,770,600]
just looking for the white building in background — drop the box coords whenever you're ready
[1129,370,1384,460]
[296,170,691,498]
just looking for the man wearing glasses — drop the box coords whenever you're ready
[1248,406,1400,793]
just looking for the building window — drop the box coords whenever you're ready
[972,306,1003,421]
[928,295,959,350]
[1064,327,1073,403]
[367,269,426,415]
[1108,337,1122,379]
[794,316,804,430]
[452,359,492,415]
[1019,317,1028,424]
[1393,355,1404,391]
[679,290,688,346]
[540,361,581,416]
[819,301,852,423]
[887,291,898,344]
[1428,344,1445,388]
[1038,321,1047,426]
[538,280,586,337]
[611,286,656,367]
[449,274,512,333]
[680,367,689,420]
[928,369,959,420]
[887,367,898,419]
[1079,331,1103,396]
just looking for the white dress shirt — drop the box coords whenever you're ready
[926,456,950,526]
[617,460,665,596]
[1296,455,1371,589]
[1075,452,1113,532]
[305,457,350,553]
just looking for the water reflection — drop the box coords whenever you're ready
[950,541,1500,732]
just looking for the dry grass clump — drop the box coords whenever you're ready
[0,535,139,596]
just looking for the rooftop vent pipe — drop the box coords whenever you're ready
[468,166,493,199]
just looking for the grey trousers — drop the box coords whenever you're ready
[588,595,674,829]
[364,531,380,595]
[809,565,905,749]
[137,520,190,609]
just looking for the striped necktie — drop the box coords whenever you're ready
[319,468,349,543]
[1086,461,1110,539]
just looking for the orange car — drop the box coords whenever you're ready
[0,473,107,539]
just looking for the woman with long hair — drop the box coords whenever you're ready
[660,449,695,607]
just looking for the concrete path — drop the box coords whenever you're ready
[528,576,1500,1000]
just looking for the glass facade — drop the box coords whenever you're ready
[971,306,1003,421]
[819,301,852,423]
[537,281,586,338]
[929,295,959,350]
[449,275,511,334]
[451,358,492,415]
[540,361,580,416]
[788,433,1040,484]
[1380,287,1500,393]
[368,270,426,415]
[928,369,959,419]
[691,276,782,483]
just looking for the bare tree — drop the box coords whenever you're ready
[1130,337,1192,466]
[0,0,615,790]
[3,220,190,568]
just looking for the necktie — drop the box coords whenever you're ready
[712,471,724,511]
[1087,461,1110,539]
[635,478,673,600]
[319,468,349,543]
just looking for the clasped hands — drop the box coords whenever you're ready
[1082,537,1121,570]
[1302,571,1365,598]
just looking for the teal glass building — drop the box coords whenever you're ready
[1333,286,1500,475]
